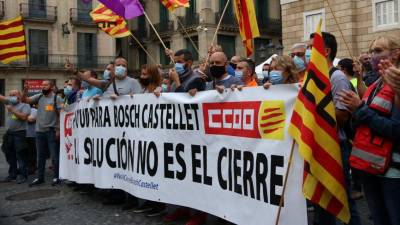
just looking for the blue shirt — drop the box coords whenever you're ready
[227,65,235,76]
[82,86,103,99]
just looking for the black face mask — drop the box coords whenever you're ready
[140,78,150,87]
[42,89,51,95]
[230,62,237,70]
[210,65,226,78]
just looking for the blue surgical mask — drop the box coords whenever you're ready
[175,63,185,75]
[293,56,306,71]
[103,69,111,80]
[8,96,18,105]
[235,70,243,79]
[161,84,168,92]
[82,81,90,90]
[269,71,284,85]
[262,71,269,79]
[115,66,126,78]
[305,49,312,64]
[64,86,73,97]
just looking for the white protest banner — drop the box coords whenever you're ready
[60,85,307,225]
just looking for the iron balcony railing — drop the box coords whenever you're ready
[0,54,115,70]
[215,12,238,32]
[70,8,96,26]
[0,1,5,19]
[20,3,57,23]
[150,21,174,39]
[258,18,282,35]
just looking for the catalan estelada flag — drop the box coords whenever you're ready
[160,0,189,11]
[233,0,260,57]
[0,16,27,64]
[288,19,350,223]
[90,4,131,38]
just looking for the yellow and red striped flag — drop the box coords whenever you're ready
[288,20,350,223]
[233,0,260,57]
[0,16,27,64]
[160,0,189,11]
[90,3,131,38]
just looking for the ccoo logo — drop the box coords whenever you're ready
[203,101,286,140]
[64,112,75,160]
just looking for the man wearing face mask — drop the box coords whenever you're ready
[168,49,205,94]
[63,78,81,106]
[102,62,114,81]
[23,80,64,186]
[290,43,308,83]
[0,90,31,183]
[227,55,241,76]
[235,59,258,87]
[206,52,243,91]
[66,57,141,99]
[81,70,103,99]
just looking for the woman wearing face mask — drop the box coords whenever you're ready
[139,64,162,93]
[263,55,299,89]
[339,36,400,225]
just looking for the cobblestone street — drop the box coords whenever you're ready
[0,152,373,225]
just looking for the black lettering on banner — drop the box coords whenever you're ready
[146,141,158,176]
[153,104,159,129]
[128,140,135,171]
[191,104,200,130]
[84,138,91,165]
[106,138,116,168]
[243,151,255,198]
[166,104,172,129]
[159,104,166,129]
[233,150,242,194]
[142,104,148,128]
[191,145,202,183]
[113,106,118,127]
[203,146,212,186]
[137,141,147,174]
[172,104,178,130]
[270,155,284,206]
[184,104,193,130]
[164,142,174,179]
[96,138,104,167]
[176,143,186,180]
[148,105,154,129]
[104,106,111,127]
[302,70,335,127]
[256,153,268,203]
[218,148,228,190]
[228,148,233,191]
[90,108,96,127]
[119,134,128,170]
[124,105,130,127]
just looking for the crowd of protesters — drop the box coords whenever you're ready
[1,32,400,225]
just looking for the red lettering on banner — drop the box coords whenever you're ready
[203,101,262,139]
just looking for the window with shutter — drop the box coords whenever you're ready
[29,29,48,67]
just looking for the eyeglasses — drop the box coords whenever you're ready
[289,52,305,58]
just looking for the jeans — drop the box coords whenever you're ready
[26,137,37,174]
[361,172,400,225]
[5,130,27,179]
[36,128,59,180]
[314,140,362,225]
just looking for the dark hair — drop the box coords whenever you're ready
[69,77,81,88]
[45,79,55,87]
[338,58,355,77]
[141,64,162,86]
[89,70,97,79]
[174,49,193,62]
[240,58,256,75]
[310,32,337,61]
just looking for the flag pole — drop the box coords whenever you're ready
[172,12,199,54]
[274,139,296,225]
[142,11,175,63]
[324,0,353,58]
[129,33,157,65]
[206,0,231,63]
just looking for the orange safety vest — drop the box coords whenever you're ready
[349,80,395,175]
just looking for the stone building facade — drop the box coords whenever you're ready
[123,0,282,70]
[0,0,116,126]
[281,0,400,57]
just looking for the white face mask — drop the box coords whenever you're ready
[115,65,126,78]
